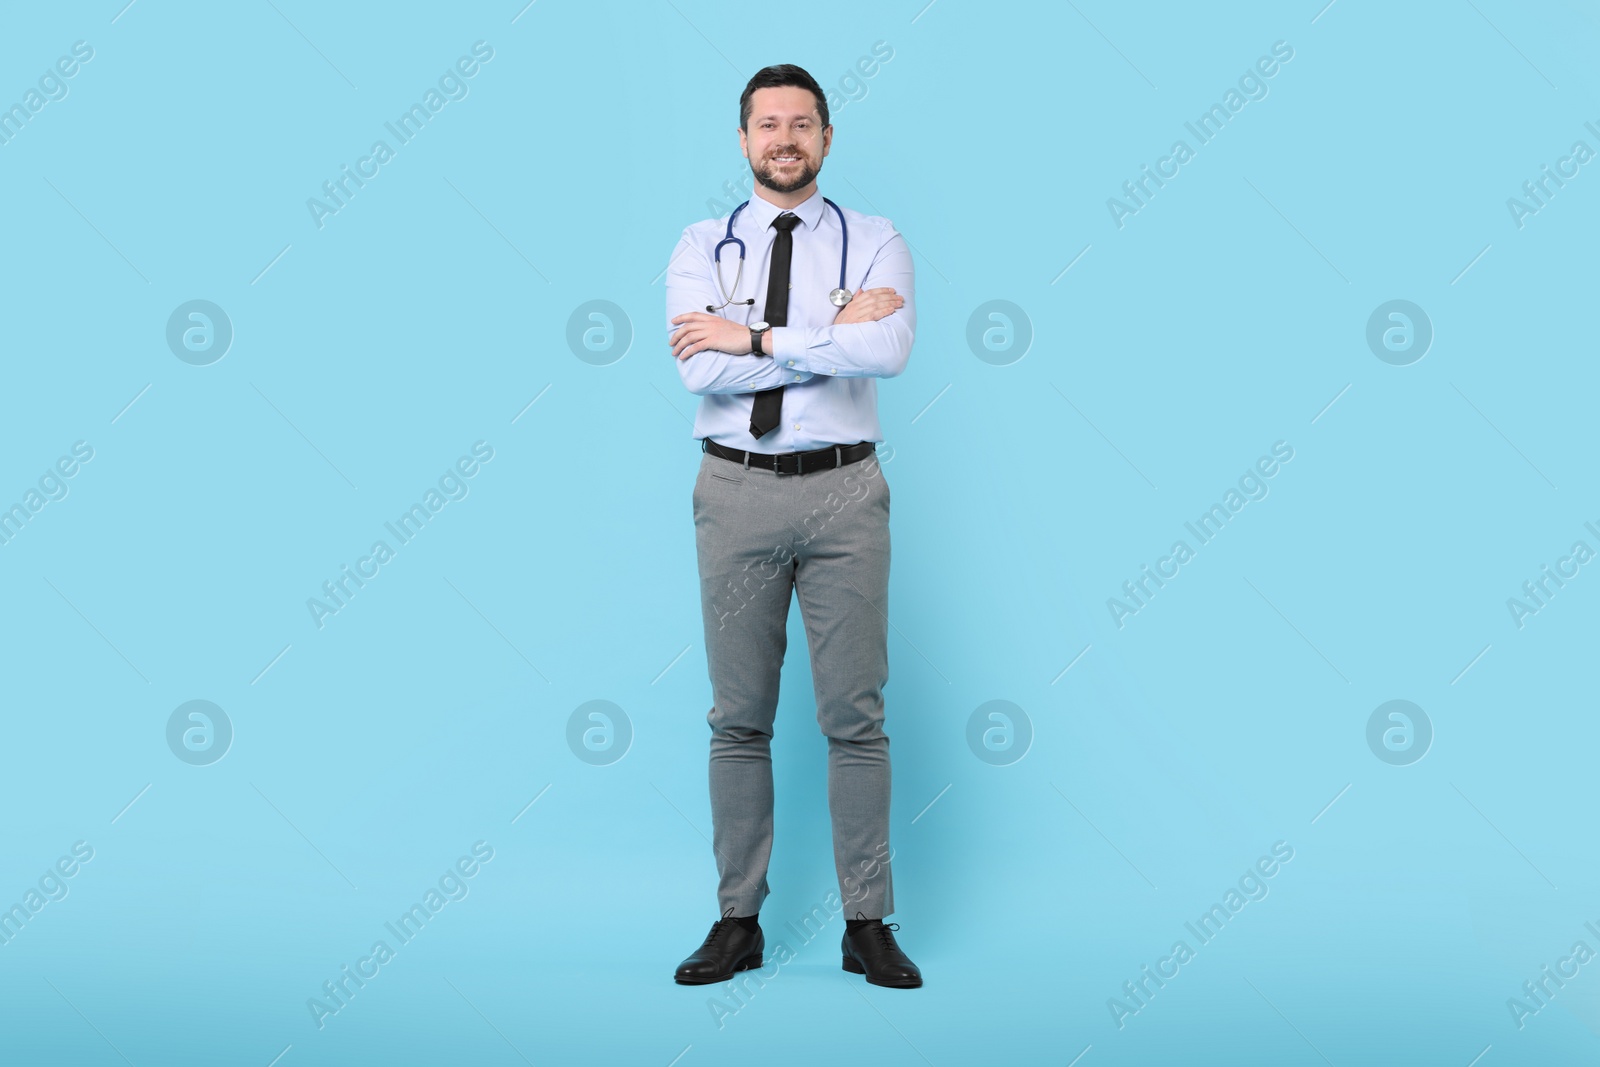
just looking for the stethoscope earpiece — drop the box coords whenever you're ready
[708,198,851,313]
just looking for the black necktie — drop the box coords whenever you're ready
[749,212,801,440]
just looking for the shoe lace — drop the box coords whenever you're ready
[704,907,738,947]
[849,911,902,950]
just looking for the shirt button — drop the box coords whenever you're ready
[829,368,836,374]
[787,360,795,367]
[793,374,801,380]
[793,424,800,430]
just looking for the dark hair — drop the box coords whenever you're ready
[739,64,829,132]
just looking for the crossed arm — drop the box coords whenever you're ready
[665,226,914,396]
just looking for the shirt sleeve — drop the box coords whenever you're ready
[666,226,819,397]
[766,227,915,379]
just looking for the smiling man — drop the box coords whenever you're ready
[666,63,922,990]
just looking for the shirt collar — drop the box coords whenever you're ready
[743,186,825,234]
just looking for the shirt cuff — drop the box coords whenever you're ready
[768,327,835,377]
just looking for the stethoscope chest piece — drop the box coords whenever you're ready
[829,287,853,307]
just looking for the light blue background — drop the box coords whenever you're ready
[2,1,1598,1063]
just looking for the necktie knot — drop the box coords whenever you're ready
[771,213,801,232]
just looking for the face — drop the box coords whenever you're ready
[739,85,831,194]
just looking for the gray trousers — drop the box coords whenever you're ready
[692,443,896,920]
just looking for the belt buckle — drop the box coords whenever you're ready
[794,450,802,476]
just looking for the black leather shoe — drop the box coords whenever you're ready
[841,910,923,988]
[675,906,764,985]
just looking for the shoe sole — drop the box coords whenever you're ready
[842,954,923,988]
[674,955,762,985]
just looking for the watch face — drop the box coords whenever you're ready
[751,321,769,331]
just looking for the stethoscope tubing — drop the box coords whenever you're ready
[709,197,849,312]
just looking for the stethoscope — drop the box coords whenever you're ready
[707,197,852,313]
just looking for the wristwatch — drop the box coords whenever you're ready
[749,321,770,356]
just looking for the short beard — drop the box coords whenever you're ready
[752,154,819,194]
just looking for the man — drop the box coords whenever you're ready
[665,63,922,989]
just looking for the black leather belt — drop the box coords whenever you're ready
[702,437,876,475]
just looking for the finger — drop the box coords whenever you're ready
[681,325,715,357]
[671,330,699,358]
[674,331,706,358]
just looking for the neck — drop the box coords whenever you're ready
[753,182,816,211]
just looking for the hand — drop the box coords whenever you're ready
[833,287,903,326]
[669,312,751,360]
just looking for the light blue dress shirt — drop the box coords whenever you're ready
[666,187,915,453]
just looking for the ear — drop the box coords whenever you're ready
[738,125,749,159]
[822,124,833,157]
